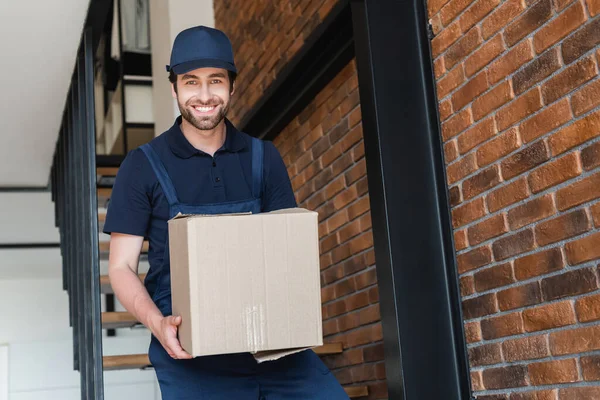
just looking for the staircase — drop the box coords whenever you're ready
[95,167,369,398]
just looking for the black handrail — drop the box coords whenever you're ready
[50,26,104,400]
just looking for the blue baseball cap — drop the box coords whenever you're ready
[166,25,237,75]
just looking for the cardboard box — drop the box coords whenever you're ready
[168,208,323,362]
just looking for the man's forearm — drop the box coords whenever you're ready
[109,267,164,336]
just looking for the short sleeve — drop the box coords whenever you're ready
[262,141,297,212]
[103,148,152,237]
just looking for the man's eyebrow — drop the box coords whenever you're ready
[208,72,227,78]
[181,74,199,80]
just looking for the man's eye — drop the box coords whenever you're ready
[185,80,196,85]
[211,80,222,84]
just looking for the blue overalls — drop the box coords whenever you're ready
[139,139,349,400]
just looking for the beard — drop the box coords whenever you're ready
[178,97,230,131]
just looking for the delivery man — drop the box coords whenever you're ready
[103,25,350,399]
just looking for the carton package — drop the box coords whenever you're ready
[168,208,323,362]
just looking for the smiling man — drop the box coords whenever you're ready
[102,25,349,400]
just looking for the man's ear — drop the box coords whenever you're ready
[171,82,177,98]
[230,80,236,96]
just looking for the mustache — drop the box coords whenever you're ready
[185,98,222,107]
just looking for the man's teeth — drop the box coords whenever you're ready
[194,106,215,112]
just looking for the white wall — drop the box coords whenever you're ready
[0,277,158,400]
[0,345,8,400]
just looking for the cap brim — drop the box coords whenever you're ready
[169,59,237,75]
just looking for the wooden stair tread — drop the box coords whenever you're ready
[100,273,146,294]
[102,311,140,329]
[99,240,149,253]
[97,167,119,176]
[102,354,367,396]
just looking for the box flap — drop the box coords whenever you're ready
[252,347,313,363]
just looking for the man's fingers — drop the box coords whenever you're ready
[166,315,182,326]
[166,338,192,359]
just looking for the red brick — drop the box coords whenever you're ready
[473,80,514,121]
[493,228,535,261]
[487,177,530,212]
[457,245,493,273]
[465,34,505,77]
[445,139,459,163]
[593,202,600,227]
[536,208,590,246]
[432,20,462,57]
[510,390,557,400]
[549,109,600,156]
[452,71,489,111]
[504,0,553,46]
[455,229,468,250]
[501,140,550,180]
[460,275,476,296]
[542,56,598,105]
[498,282,542,311]
[449,185,462,207]
[559,387,600,399]
[582,141,600,171]
[482,365,528,389]
[440,99,454,122]
[445,26,483,70]
[469,343,502,366]
[503,335,549,362]
[440,0,477,26]
[452,197,486,228]
[588,0,600,15]
[514,247,565,280]
[472,371,484,392]
[581,355,600,380]
[574,79,600,117]
[447,153,478,185]
[340,124,363,153]
[555,170,600,211]
[438,64,466,100]
[463,165,501,200]
[555,0,577,10]
[513,47,562,95]
[345,159,366,186]
[488,39,535,85]
[462,293,498,319]
[481,312,524,339]
[528,358,580,385]
[458,117,497,155]
[562,17,600,64]
[565,231,600,265]
[482,0,527,39]
[477,127,521,167]
[465,321,482,343]
[428,0,452,14]
[542,266,599,300]
[347,196,370,220]
[507,194,556,230]
[530,152,581,193]
[520,98,573,144]
[468,214,508,246]
[533,1,586,54]
[577,293,600,322]
[353,266,377,288]
[523,301,577,332]
[497,87,543,131]
[442,108,473,141]
[348,107,361,128]
[551,324,600,354]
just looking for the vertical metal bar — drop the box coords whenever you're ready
[84,26,105,400]
[350,0,472,399]
[75,48,88,398]
[116,0,128,153]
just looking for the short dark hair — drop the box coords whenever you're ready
[168,70,237,93]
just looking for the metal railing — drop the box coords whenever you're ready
[50,27,104,400]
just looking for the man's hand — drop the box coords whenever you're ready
[151,315,193,359]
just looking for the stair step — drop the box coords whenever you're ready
[102,311,140,329]
[102,355,366,397]
[99,240,149,253]
[100,273,146,294]
[97,167,119,177]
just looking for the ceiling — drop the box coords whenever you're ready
[0,0,91,187]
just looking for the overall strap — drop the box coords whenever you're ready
[251,137,264,199]
[140,143,179,207]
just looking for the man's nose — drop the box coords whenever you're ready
[196,84,213,103]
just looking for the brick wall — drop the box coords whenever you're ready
[428,0,600,396]
[273,60,386,398]
[214,0,338,124]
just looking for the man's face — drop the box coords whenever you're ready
[172,67,234,131]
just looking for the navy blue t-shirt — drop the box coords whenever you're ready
[103,116,297,297]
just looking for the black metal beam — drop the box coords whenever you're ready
[239,0,354,140]
[0,243,60,249]
[350,0,472,399]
